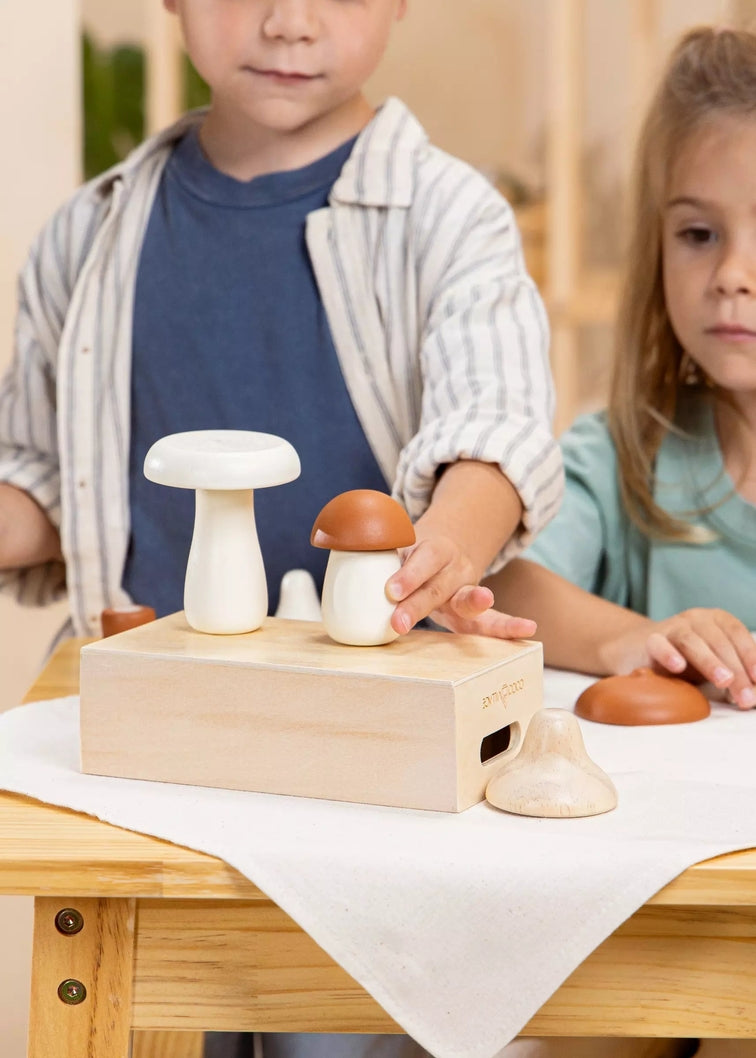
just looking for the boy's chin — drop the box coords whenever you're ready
[241,97,333,134]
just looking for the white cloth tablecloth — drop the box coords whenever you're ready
[1,669,755,1058]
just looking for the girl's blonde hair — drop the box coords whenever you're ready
[608,26,756,541]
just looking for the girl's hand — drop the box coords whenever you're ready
[606,608,756,710]
[386,536,537,640]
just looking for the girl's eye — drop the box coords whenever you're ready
[677,226,716,246]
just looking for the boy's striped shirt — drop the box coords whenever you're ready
[0,99,562,635]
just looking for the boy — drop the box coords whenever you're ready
[0,0,560,640]
[0,5,560,1050]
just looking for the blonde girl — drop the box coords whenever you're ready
[491,26,756,715]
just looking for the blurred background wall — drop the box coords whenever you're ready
[0,2,79,1051]
[1,1,754,1053]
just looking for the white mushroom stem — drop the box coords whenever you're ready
[275,569,322,622]
[185,488,267,634]
[321,549,402,646]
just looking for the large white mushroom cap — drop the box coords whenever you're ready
[144,430,300,490]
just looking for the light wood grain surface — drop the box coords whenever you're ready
[28,896,136,1057]
[79,615,543,811]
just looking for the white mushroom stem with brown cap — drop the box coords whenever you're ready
[311,490,416,646]
[144,430,300,635]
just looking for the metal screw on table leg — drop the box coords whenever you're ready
[58,979,87,1005]
[55,908,84,935]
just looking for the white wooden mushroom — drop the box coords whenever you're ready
[485,708,618,818]
[144,430,300,634]
[274,569,322,622]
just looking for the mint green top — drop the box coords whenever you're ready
[525,399,756,626]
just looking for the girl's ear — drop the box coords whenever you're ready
[163,0,178,13]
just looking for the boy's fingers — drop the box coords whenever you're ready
[386,539,448,603]
[447,584,494,619]
[390,566,461,632]
[442,610,537,639]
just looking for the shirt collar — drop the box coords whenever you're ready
[93,98,426,210]
[329,97,427,208]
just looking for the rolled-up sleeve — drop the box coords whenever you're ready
[394,171,563,570]
[0,228,68,604]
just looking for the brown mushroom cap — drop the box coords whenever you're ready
[310,490,416,551]
[575,667,711,726]
[101,605,156,638]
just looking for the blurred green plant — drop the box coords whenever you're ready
[184,54,211,112]
[82,33,210,179]
[82,33,144,179]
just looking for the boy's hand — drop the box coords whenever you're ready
[604,608,756,710]
[385,535,537,640]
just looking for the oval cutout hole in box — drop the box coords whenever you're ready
[480,723,518,764]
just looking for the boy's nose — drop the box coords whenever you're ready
[262,0,319,43]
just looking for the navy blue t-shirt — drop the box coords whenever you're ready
[123,129,387,616]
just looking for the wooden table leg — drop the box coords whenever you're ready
[27,897,136,1058]
[132,1031,206,1058]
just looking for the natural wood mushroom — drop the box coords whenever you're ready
[485,708,618,818]
[311,490,415,646]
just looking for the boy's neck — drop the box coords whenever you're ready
[197,94,375,182]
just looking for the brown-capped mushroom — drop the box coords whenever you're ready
[311,490,416,646]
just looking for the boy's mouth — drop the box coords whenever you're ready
[245,66,320,85]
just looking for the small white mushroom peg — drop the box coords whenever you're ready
[485,708,618,818]
[275,569,322,622]
[310,490,416,646]
[321,549,403,646]
[144,430,300,635]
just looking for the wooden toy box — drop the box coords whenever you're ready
[79,613,543,812]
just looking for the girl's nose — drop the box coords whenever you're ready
[262,0,319,43]
[713,245,756,297]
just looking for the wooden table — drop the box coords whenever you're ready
[7,640,756,1057]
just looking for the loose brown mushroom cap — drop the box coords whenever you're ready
[575,667,711,726]
[101,605,156,638]
[310,490,416,551]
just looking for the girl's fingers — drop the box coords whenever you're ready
[671,614,756,709]
[646,629,734,687]
[647,620,756,710]
[645,631,688,674]
[715,617,756,707]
